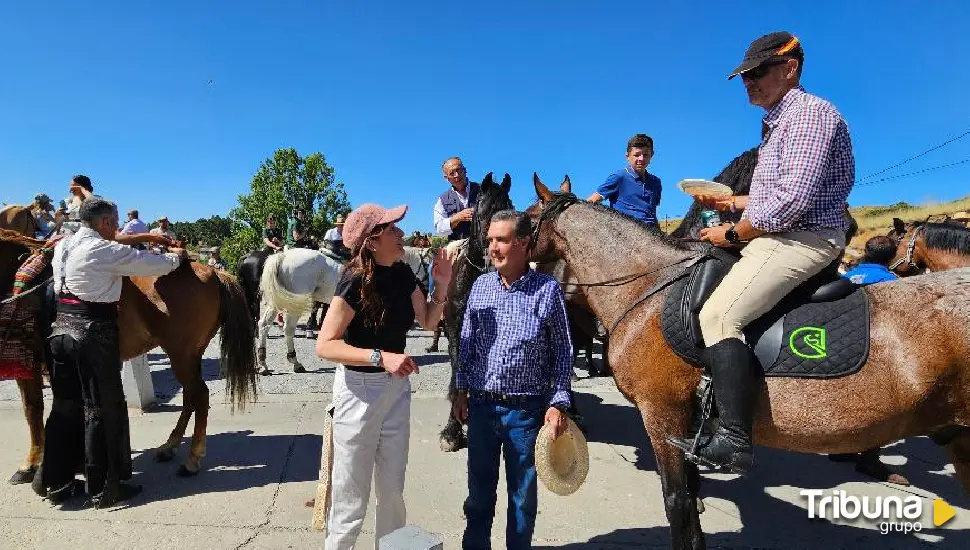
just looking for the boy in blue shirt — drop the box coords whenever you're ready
[587,133,662,226]
[842,235,898,285]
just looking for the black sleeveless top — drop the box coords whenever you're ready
[334,262,420,354]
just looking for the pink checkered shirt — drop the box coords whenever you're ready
[744,87,855,233]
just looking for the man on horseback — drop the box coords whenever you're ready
[41,197,185,507]
[586,133,662,228]
[433,156,479,242]
[669,31,855,474]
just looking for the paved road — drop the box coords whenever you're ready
[0,326,968,548]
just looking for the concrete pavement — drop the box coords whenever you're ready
[0,328,969,548]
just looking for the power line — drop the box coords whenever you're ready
[858,129,970,182]
[855,157,970,187]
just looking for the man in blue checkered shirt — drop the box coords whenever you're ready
[453,209,573,549]
[669,31,855,475]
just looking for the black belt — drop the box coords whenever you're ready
[469,390,545,405]
[56,294,118,321]
[344,365,385,374]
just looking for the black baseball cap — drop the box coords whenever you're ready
[728,31,804,80]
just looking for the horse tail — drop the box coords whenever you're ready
[260,250,313,316]
[215,270,258,412]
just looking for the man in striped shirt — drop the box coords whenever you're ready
[453,210,573,548]
[669,31,855,475]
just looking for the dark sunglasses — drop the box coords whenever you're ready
[742,58,790,80]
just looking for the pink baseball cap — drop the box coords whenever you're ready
[342,203,408,251]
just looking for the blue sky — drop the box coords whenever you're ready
[2,1,969,234]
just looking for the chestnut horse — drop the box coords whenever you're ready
[889,218,970,275]
[0,206,257,479]
[528,177,970,549]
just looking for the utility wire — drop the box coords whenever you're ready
[855,157,970,187]
[858,129,970,182]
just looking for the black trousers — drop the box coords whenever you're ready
[43,323,132,500]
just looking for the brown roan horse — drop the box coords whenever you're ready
[888,217,970,275]
[528,177,970,549]
[0,206,257,480]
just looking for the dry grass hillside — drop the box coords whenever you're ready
[661,195,970,253]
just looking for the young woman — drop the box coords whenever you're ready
[315,203,451,549]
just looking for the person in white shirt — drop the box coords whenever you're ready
[38,198,184,508]
[120,209,148,235]
[149,216,178,253]
[323,214,346,254]
[432,157,478,242]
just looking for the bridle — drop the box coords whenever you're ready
[888,224,926,273]
[530,193,708,333]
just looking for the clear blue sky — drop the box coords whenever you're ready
[2,1,969,234]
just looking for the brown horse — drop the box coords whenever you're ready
[0,206,257,479]
[528,177,970,549]
[889,217,970,275]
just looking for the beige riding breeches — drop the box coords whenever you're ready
[699,228,845,346]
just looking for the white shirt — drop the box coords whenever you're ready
[149,227,177,240]
[432,185,472,236]
[323,227,342,242]
[121,218,149,234]
[52,227,182,302]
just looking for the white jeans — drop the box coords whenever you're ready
[325,367,411,550]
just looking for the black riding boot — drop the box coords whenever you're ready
[668,338,756,475]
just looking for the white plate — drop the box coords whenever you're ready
[677,179,732,198]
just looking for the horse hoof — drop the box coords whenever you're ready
[155,449,176,463]
[439,434,468,453]
[260,368,272,376]
[8,466,37,485]
[176,465,200,477]
[293,365,306,374]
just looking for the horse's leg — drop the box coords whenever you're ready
[10,377,45,484]
[284,311,305,373]
[175,360,209,476]
[257,303,273,375]
[945,431,970,495]
[426,320,441,353]
[156,407,193,462]
[649,421,706,550]
[438,336,467,452]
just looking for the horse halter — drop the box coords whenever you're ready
[888,224,926,272]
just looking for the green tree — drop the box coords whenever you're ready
[222,147,351,269]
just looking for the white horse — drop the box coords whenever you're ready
[401,246,434,290]
[257,248,344,374]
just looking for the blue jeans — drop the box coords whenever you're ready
[462,397,545,549]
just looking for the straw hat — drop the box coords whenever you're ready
[535,417,589,496]
[951,211,970,221]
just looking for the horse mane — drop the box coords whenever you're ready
[670,146,759,238]
[539,192,693,251]
[921,222,970,254]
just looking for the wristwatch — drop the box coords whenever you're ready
[370,349,383,369]
[725,224,740,245]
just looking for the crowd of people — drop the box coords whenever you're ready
[9,28,955,548]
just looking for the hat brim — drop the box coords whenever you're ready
[379,205,407,225]
[727,56,770,80]
[535,418,589,496]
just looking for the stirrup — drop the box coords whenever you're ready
[679,374,716,466]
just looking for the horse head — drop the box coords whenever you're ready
[887,217,929,276]
[468,172,514,259]
[526,173,575,264]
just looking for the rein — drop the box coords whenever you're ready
[889,225,926,271]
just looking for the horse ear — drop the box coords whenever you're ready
[534,172,553,203]
[501,173,511,193]
[893,217,906,234]
[482,172,494,188]
[560,175,571,193]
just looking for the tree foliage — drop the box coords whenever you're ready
[148,215,233,248]
[222,148,351,269]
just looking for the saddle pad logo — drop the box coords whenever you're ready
[789,326,827,359]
